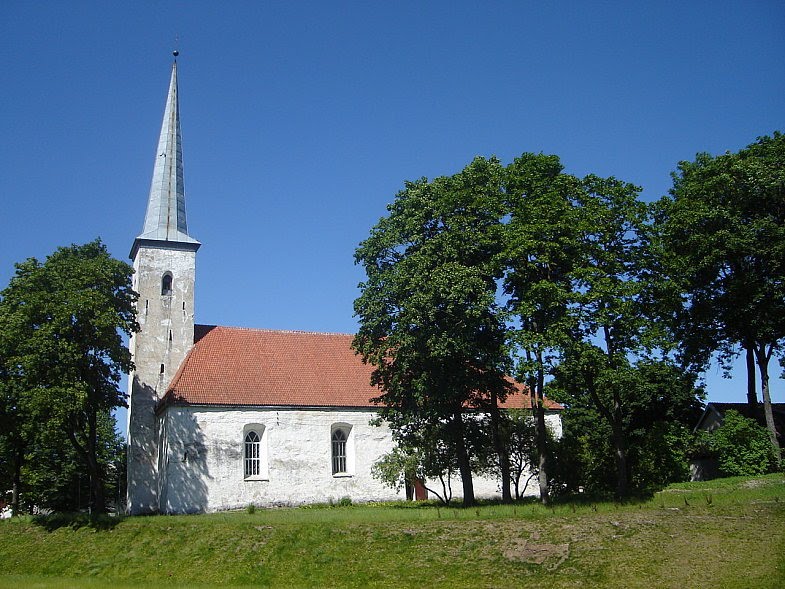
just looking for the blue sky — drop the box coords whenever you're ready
[2,1,783,427]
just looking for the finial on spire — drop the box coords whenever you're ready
[173,49,179,59]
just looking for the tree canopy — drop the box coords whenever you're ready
[354,157,512,506]
[356,133,782,504]
[502,153,583,503]
[0,240,137,513]
[655,132,785,462]
[355,152,708,503]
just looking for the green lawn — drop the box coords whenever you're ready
[1,474,783,588]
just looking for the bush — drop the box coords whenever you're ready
[549,408,616,497]
[628,421,692,494]
[709,410,776,477]
[550,408,694,497]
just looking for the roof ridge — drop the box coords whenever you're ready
[196,324,356,337]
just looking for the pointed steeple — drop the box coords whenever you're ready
[132,55,199,257]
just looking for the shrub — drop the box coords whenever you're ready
[710,410,776,477]
[628,421,692,494]
[550,408,695,497]
[549,409,616,497]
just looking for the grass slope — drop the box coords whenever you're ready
[1,475,783,588]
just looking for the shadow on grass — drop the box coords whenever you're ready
[359,491,658,513]
[550,489,655,506]
[298,492,653,513]
[31,512,123,532]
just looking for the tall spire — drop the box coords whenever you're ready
[133,54,199,256]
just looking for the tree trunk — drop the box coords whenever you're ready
[611,423,628,499]
[535,409,549,505]
[65,412,107,514]
[533,354,550,505]
[754,344,781,467]
[489,390,512,502]
[86,410,106,513]
[603,324,628,499]
[611,391,628,499]
[452,410,475,507]
[11,449,23,516]
[745,342,757,411]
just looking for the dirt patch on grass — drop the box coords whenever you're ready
[741,478,774,489]
[503,539,570,569]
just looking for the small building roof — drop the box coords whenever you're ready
[695,401,785,441]
[159,324,560,411]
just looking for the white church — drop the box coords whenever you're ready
[126,56,561,515]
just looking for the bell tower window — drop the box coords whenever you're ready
[161,273,173,296]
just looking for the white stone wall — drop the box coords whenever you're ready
[157,406,406,513]
[156,405,562,513]
[127,243,196,514]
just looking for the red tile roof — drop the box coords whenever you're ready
[159,325,560,411]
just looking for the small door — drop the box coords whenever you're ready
[413,479,428,501]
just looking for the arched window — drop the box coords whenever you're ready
[332,428,347,474]
[244,431,261,478]
[161,273,173,296]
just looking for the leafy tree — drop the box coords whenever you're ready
[656,132,785,463]
[356,150,709,504]
[502,153,583,504]
[549,406,615,497]
[551,173,660,498]
[623,361,703,493]
[502,161,695,499]
[627,421,693,494]
[0,240,137,513]
[20,411,124,513]
[708,410,777,477]
[354,157,512,506]
[0,368,32,515]
[371,447,420,499]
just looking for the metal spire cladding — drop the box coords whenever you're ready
[132,55,199,256]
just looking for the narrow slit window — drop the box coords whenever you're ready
[159,363,165,375]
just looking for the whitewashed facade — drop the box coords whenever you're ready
[155,405,562,513]
[156,407,398,512]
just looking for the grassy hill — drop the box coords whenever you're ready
[1,474,783,588]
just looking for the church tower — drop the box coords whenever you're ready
[127,54,200,514]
